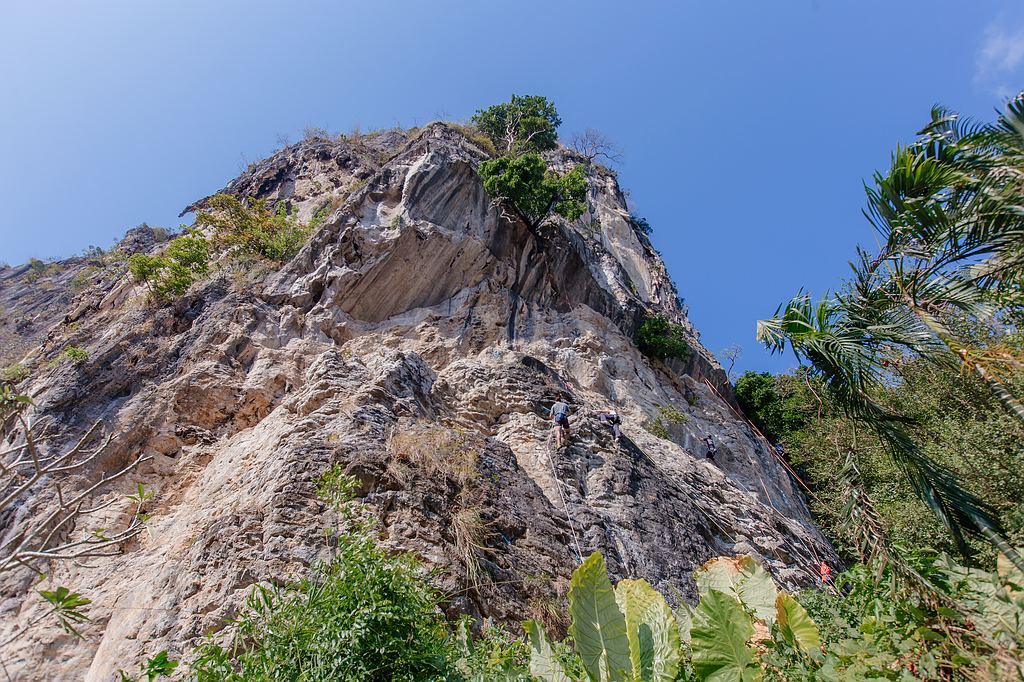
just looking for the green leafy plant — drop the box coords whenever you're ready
[128,230,210,301]
[479,153,587,230]
[1,364,30,384]
[635,315,690,362]
[117,650,179,682]
[314,465,360,512]
[643,405,689,441]
[526,552,680,682]
[39,586,91,637]
[195,193,312,263]
[472,94,561,155]
[61,345,89,365]
[473,95,587,231]
[734,371,817,444]
[455,619,533,682]
[190,532,454,681]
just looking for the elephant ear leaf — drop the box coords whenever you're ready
[615,579,681,682]
[675,602,694,644]
[569,552,631,682]
[524,620,573,682]
[690,589,763,682]
[696,555,778,625]
[775,592,821,654]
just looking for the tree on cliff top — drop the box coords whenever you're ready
[472,94,561,156]
[474,95,587,231]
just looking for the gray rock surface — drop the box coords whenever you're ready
[0,123,836,680]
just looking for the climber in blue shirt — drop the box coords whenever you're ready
[550,399,571,449]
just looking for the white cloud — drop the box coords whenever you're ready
[976,21,1024,89]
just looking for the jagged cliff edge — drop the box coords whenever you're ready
[0,123,837,680]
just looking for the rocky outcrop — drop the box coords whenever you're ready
[0,123,836,680]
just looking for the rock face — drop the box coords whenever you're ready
[0,124,836,680]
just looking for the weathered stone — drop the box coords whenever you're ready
[0,123,836,681]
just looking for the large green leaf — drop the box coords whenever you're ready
[568,552,631,682]
[775,592,821,654]
[524,620,573,682]
[696,556,778,624]
[690,589,762,682]
[615,579,681,682]
[675,602,694,644]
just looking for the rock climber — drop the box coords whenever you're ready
[550,398,572,449]
[597,407,621,441]
[704,435,717,462]
[819,560,833,587]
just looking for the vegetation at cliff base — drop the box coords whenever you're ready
[191,532,454,681]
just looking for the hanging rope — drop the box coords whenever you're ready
[543,435,585,564]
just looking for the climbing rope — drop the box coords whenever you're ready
[543,434,585,564]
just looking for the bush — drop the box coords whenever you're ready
[635,315,689,361]
[449,123,498,157]
[643,405,689,440]
[61,345,89,365]
[196,194,312,263]
[128,231,210,301]
[25,257,63,282]
[190,532,454,681]
[1,364,30,384]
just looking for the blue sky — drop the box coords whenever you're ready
[2,1,1022,374]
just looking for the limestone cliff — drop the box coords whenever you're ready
[0,123,836,680]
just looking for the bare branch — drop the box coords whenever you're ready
[0,399,150,574]
[570,128,623,166]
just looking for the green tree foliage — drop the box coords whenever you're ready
[117,651,178,682]
[635,315,690,362]
[473,95,588,231]
[195,193,312,263]
[759,350,1024,562]
[733,371,816,444]
[478,154,587,229]
[472,94,561,155]
[758,92,1024,567]
[128,231,210,301]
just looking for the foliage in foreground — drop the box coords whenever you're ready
[528,549,1024,681]
[181,469,1024,682]
[191,531,453,681]
[636,315,690,362]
